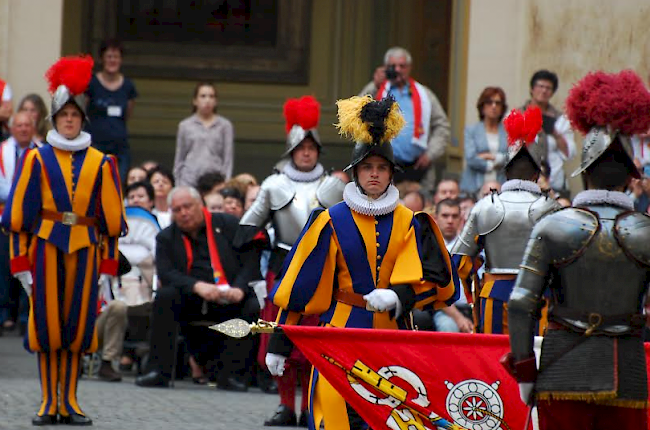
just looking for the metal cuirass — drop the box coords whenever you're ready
[240,173,343,248]
[547,207,650,330]
[470,190,558,274]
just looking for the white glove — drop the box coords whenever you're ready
[363,289,402,318]
[98,274,114,303]
[15,271,33,297]
[519,382,534,405]
[265,353,287,377]
[249,280,267,310]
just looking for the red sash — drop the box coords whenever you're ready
[0,140,7,177]
[181,208,229,286]
[376,77,423,138]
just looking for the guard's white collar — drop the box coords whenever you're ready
[282,162,324,182]
[47,130,91,152]
[343,182,399,216]
[573,190,634,211]
[500,179,542,194]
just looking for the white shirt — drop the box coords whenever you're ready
[153,209,172,229]
[547,115,576,191]
[444,236,468,304]
[632,135,650,168]
[1,83,11,102]
[484,132,499,182]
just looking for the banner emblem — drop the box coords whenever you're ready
[445,379,505,430]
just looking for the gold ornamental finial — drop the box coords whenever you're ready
[209,319,279,338]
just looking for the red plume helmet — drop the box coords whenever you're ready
[565,70,650,136]
[566,70,650,178]
[504,106,543,147]
[503,106,544,170]
[45,55,94,96]
[283,95,320,134]
[282,95,322,157]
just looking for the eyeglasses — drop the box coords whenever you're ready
[534,83,554,91]
[485,100,503,106]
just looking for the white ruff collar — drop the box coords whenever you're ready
[47,130,91,152]
[343,182,399,216]
[573,190,634,211]
[282,162,324,182]
[501,179,541,194]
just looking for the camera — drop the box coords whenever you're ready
[385,65,398,81]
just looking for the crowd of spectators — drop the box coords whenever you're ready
[3,42,650,407]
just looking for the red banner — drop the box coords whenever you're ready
[283,326,530,430]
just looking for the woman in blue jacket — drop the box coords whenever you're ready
[461,87,509,194]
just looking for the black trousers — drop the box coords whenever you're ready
[147,287,259,379]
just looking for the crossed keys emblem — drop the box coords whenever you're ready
[323,355,466,430]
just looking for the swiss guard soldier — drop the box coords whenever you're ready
[1,56,126,426]
[451,106,559,333]
[264,95,458,429]
[236,95,345,426]
[506,70,650,429]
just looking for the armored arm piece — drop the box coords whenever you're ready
[507,220,551,382]
[316,175,345,208]
[528,194,561,224]
[239,178,274,228]
[236,175,284,248]
[451,199,492,295]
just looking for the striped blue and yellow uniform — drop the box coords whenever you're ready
[270,202,458,430]
[453,249,548,335]
[1,144,126,418]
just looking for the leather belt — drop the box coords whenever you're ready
[334,290,368,309]
[549,309,645,336]
[41,209,97,227]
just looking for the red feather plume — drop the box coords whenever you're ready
[283,95,321,134]
[565,70,650,135]
[503,106,542,146]
[45,55,94,96]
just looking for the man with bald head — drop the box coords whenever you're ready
[136,187,262,389]
[0,111,36,204]
[0,111,36,333]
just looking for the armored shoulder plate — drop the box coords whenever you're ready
[540,208,599,266]
[528,195,561,224]
[262,174,295,210]
[614,212,650,267]
[475,194,505,236]
[316,175,345,208]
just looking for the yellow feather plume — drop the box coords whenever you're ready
[335,96,374,144]
[335,95,405,144]
[384,101,406,142]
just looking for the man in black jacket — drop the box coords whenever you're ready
[135,187,261,389]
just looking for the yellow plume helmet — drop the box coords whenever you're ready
[337,95,405,172]
[335,95,405,145]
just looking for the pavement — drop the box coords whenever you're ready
[0,334,294,430]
